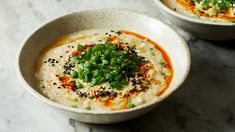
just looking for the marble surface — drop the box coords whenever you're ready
[0,0,235,132]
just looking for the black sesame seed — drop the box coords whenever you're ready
[52,64,55,66]
[66,51,69,53]
[53,83,56,85]
[56,61,59,63]
[42,86,45,88]
[116,31,121,35]
[44,61,47,63]
[60,56,63,58]
[110,30,114,32]
[105,32,108,35]
[71,46,74,48]
[108,34,111,37]
[57,87,61,89]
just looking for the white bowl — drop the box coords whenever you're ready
[16,9,191,124]
[154,0,235,41]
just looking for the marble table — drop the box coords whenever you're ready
[0,0,235,131]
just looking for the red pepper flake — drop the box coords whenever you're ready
[62,81,76,90]
[71,50,81,57]
[108,36,116,42]
[59,75,77,90]
[59,75,70,82]
[85,45,94,49]
[71,44,94,57]
[104,100,112,106]
[97,96,113,106]
[139,64,152,75]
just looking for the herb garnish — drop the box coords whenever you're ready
[68,42,143,90]
[189,0,235,15]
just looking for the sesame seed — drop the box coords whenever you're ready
[116,31,121,35]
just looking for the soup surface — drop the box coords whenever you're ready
[35,29,173,111]
[164,0,235,22]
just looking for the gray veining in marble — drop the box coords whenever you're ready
[0,0,235,132]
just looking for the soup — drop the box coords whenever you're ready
[35,29,173,111]
[164,0,235,22]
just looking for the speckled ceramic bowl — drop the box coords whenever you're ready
[16,9,190,124]
[154,0,235,40]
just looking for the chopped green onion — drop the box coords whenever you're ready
[159,61,166,67]
[68,42,143,89]
[85,106,91,110]
[76,80,83,88]
[160,71,165,76]
[127,103,135,108]
[38,80,43,84]
[70,71,78,78]
[71,105,77,108]
[77,44,84,51]
[67,98,78,102]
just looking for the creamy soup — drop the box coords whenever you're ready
[163,0,235,22]
[35,29,173,111]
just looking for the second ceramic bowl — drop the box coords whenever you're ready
[154,0,235,41]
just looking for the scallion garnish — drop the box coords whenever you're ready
[68,42,143,90]
[127,103,135,108]
[77,44,84,51]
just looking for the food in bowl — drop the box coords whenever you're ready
[35,29,173,111]
[167,0,235,22]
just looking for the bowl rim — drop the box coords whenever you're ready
[15,8,191,115]
[154,0,235,26]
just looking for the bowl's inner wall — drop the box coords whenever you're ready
[19,9,189,100]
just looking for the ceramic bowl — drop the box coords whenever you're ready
[154,0,235,41]
[16,9,190,124]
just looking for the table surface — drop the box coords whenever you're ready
[1,0,235,132]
